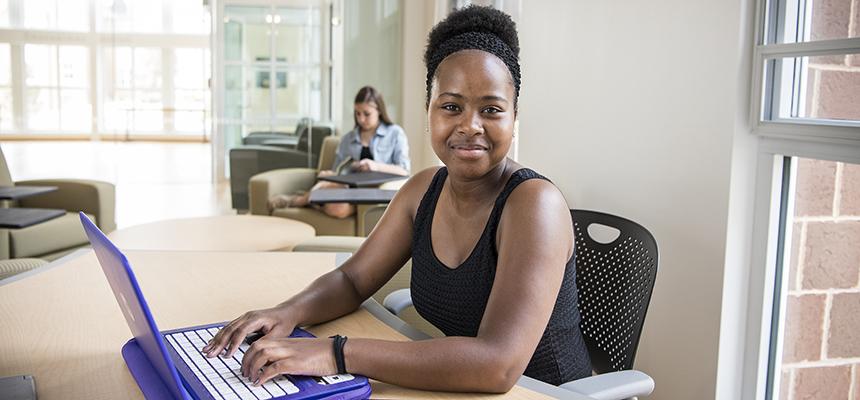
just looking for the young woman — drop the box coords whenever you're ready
[267,86,410,218]
[207,6,591,392]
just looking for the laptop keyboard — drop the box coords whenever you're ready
[165,327,300,400]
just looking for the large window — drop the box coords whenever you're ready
[748,0,860,399]
[0,0,211,138]
[24,44,90,132]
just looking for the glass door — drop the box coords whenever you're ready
[215,0,331,179]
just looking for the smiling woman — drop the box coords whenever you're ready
[203,5,592,393]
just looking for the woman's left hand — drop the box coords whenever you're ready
[242,337,337,385]
[354,159,379,172]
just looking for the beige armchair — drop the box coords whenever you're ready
[249,136,405,236]
[0,146,116,261]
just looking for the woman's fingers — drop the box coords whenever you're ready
[256,360,291,386]
[203,317,242,356]
[243,341,286,381]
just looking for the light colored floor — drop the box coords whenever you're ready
[2,141,234,229]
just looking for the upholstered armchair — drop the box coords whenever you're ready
[0,146,116,261]
[248,136,405,236]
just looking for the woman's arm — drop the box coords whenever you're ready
[205,168,434,358]
[243,178,574,393]
[346,179,573,392]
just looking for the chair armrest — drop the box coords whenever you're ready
[15,179,116,233]
[383,288,413,315]
[248,168,317,215]
[559,370,654,400]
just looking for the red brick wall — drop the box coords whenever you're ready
[804,0,860,121]
[780,0,860,396]
[780,159,860,400]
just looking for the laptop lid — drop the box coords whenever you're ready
[80,212,191,400]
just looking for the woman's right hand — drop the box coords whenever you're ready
[202,306,297,358]
[317,170,336,178]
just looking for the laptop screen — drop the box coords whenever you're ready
[80,212,191,400]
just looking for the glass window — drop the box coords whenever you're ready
[274,7,321,64]
[170,0,210,34]
[59,46,88,88]
[0,0,11,28]
[24,44,58,86]
[769,157,860,400]
[757,0,860,130]
[766,53,860,122]
[23,0,88,31]
[25,88,59,130]
[96,0,162,33]
[60,89,90,130]
[134,48,162,89]
[0,89,12,130]
[0,43,10,86]
[768,0,858,44]
[174,48,207,89]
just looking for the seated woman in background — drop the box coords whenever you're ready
[267,86,410,218]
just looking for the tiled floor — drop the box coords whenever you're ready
[1,140,234,229]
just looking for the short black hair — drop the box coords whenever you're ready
[423,6,520,108]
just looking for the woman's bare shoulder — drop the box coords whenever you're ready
[503,175,571,230]
[387,166,443,216]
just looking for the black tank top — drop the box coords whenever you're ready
[410,167,592,385]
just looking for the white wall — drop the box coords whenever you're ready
[517,1,749,398]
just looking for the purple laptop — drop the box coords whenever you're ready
[80,213,372,400]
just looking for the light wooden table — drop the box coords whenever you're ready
[108,215,316,251]
[0,250,591,400]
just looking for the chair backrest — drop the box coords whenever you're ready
[571,209,658,374]
[296,122,334,156]
[317,136,340,172]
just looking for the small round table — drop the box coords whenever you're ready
[108,215,316,252]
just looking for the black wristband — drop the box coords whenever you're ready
[329,335,348,374]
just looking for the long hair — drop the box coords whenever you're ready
[353,86,393,128]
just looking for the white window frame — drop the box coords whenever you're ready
[740,0,860,399]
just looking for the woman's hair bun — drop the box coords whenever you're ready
[424,5,519,67]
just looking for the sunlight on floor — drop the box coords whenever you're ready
[2,141,234,229]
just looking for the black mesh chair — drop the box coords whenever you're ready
[557,209,657,399]
[383,209,658,399]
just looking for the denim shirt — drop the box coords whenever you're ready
[333,123,411,174]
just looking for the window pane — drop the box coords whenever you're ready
[0,0,11,28]
[131,0,162,33]
[770,0,858,44]
[0,43,10,85]
[25,88,59,129]
[24,44,58,86]
[96,0,132,32]
[103,89,133,131]
[56,0,89,31]
[170,0,210,34]
[767,54,860,122]
[174,48,207,89]
[774,157,860,400]
[275,67,321,120]
[59,46,88,88]
[246,66,271,120]
[274,7,321,64]
[0,88,12,130]
[23,0,56,30]
[60,89,91,130]
[224,65,242,120]
[133,90,162,131]
[224,6,271,62]
[134,48,161,88]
